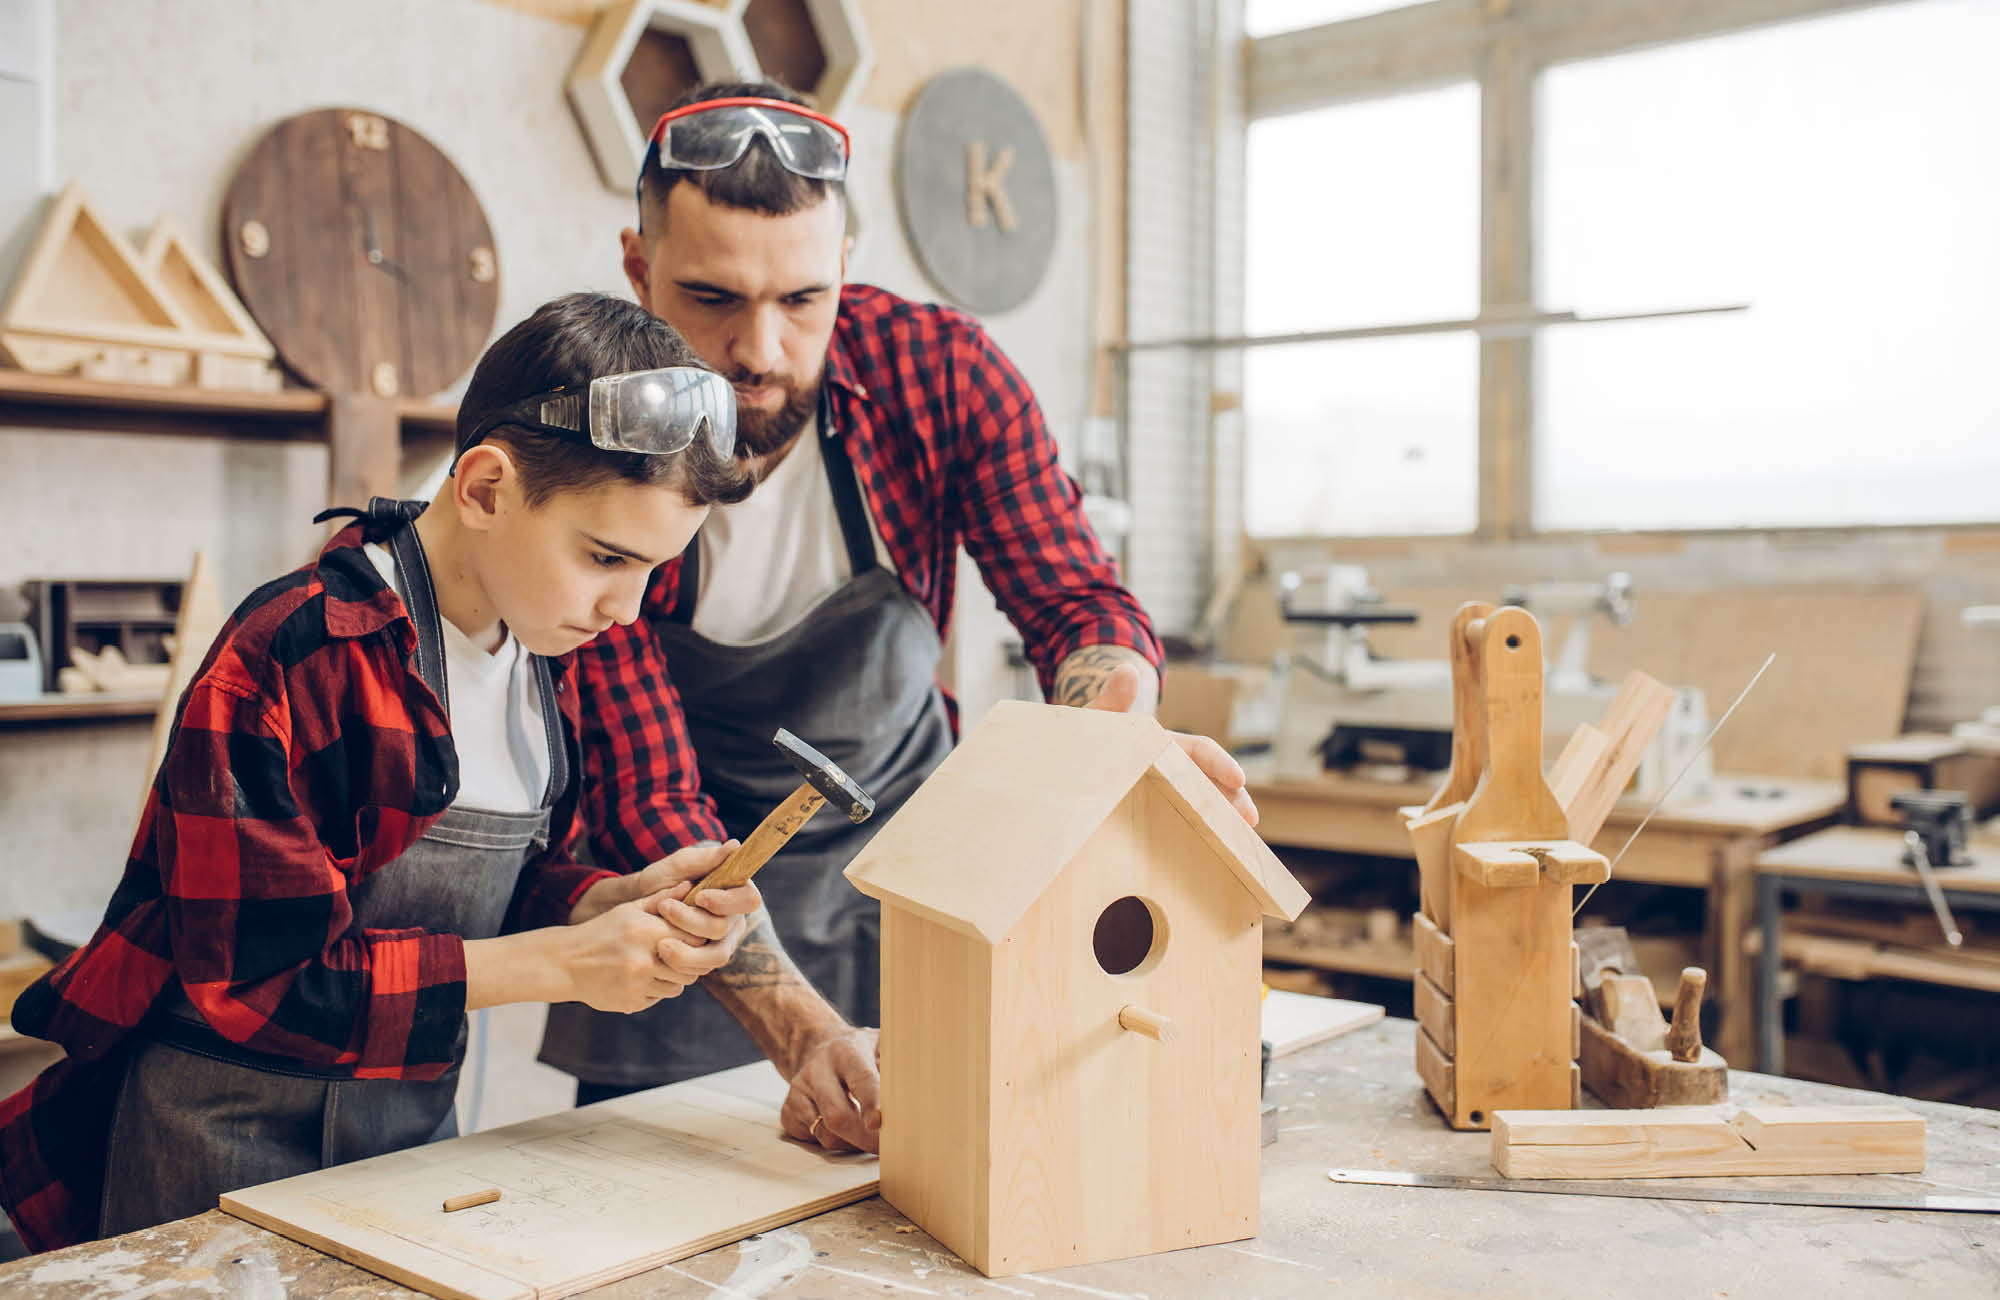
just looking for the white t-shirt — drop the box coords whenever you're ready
[691,421,891,645]
[365,543,550,814]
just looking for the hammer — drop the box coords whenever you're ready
[684,729,875,904]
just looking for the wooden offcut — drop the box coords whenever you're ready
[1492,1105,1926,1179]
[220,1063,876,1300]
[844,701,1308,1278]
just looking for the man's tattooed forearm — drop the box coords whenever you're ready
[1052,644,1148,707]
[711,916,802,990]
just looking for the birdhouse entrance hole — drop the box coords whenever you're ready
[1093,895,1166,976]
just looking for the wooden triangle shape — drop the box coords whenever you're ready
[0,184,192,337]
[140,550,225,822]
[137,216,274,359]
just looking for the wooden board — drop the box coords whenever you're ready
[1492,1104,1925,1179]
[220,1063,877,1300]
[1262,990,1383,1059]
[1340,585,1924,781]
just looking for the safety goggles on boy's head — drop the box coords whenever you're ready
[642,97,851,191]
[465,367,737,459]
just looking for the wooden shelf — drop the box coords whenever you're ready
[0,693,158,727]
[0,369,457,444]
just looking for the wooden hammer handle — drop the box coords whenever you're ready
[685,781,826,903]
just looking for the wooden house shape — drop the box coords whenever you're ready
[0,184,274,388]
[136,216,280,391]
[844,701,1310,1277]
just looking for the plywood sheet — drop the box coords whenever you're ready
[1261,989,1384,1059]
[220,1063,877,1300]
[1352,586,1922,780]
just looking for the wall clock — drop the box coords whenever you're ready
[221,107,500,399]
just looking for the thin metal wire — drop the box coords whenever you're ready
[1573,652,1777,917]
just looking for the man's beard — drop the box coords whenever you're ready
[730,369,820,460]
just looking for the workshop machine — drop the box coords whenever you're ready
[1270,566,1711,801]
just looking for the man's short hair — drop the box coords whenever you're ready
[637,79,844,233]
[455,293,753,508]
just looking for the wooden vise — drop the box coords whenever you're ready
[1404,603,1675,1130]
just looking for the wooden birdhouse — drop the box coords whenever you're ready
[844,701,1310,1278]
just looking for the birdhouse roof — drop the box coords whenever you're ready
[843,701,1309,944]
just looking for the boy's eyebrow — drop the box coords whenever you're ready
[582,531,659,565]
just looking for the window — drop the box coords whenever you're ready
[1245,0,1430,37]
[1537,0,2000,531]
[1243,83,1480,536]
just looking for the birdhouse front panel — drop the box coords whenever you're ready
[980,771,1265,1276]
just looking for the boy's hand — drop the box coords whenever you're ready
[568,840,742,925]
[640,879,762,980]
[561,899,700,1013]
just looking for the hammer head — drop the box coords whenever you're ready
[773,728,875,823]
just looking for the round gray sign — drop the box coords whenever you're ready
[896,68,1057,315]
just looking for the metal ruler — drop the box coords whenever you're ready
[1328,1169,2000,1214]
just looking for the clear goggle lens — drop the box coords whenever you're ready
[582,367,737,456]
[471,366,737,459]
[653,103,849,181]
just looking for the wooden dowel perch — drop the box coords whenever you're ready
[1666,967,1707,1063]
[442,1188,501,1213]
[1118,1005,1177,1043]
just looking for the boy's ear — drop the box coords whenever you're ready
[451,444,512,529]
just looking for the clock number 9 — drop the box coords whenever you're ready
[346,112,390,151]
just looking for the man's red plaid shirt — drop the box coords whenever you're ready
[576,284,1165,874]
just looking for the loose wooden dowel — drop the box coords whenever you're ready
[1118,1004,1177,1043]
[442,1188,501,1213]
[1666,967,1707,1063]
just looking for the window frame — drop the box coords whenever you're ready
[1241,0,1972,541]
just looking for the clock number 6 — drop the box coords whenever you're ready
[346,112,390,151]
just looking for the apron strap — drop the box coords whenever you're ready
[668,384,877,625]
[527,654,570,811]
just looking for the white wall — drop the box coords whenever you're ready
[0,0,1096,917]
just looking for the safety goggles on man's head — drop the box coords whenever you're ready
[465,367,737,459]
[643,97,851,185]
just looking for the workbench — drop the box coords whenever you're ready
[9,1018,1996,1298]
[1756,825,2000,1074]
[1248,764,1846,1064]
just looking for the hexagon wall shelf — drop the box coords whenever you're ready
[569,0,759,194]
[739,0,871,122]
[569,0,871,195]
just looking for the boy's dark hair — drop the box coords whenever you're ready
[455,293,753,508]
[637,79,844,234]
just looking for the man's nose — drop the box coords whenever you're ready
[732,304,786,376]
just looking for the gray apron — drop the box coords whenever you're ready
[99,500,569,1236]
[541,401,955,1087]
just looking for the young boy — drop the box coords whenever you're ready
[0,293,761,1251]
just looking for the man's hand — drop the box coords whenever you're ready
[778,1027,881,1154]
[1078,658,1258,827]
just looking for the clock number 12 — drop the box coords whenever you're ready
[346,112,390,151]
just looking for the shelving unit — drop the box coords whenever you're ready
[0,369,458,478]
[2,371,460,731]
[0,693,160,728]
